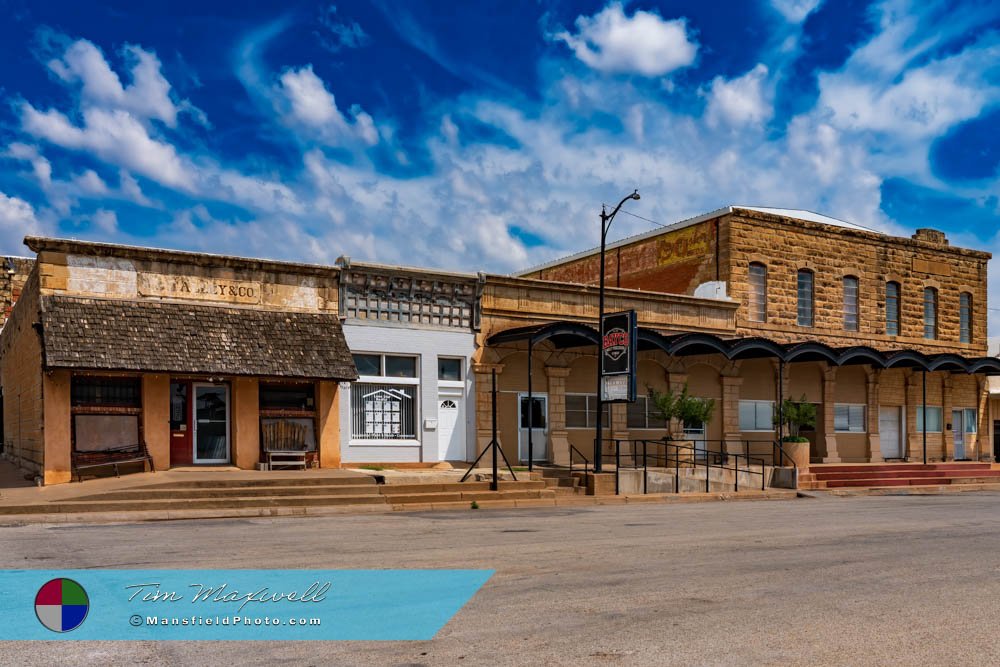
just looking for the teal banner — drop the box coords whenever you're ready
[0,569,492,640]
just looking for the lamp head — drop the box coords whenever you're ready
[630,190,640,201]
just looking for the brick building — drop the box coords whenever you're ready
[1,256,34,329]
[514,206,997,464]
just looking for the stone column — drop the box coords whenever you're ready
[141,374,171,472]
[977,376,990,462]
[721,375,744,456]
[905,372,921,460]
[232,377,260,470]
[473,363,504,457]
[317,380,341,468]
[866,369,883,463]
[544,366,571,466]
[942,374,953,461]
[822,366,841,463]
[42,370,72,485]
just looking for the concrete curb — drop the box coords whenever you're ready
[0,489,798,525]
[812,482,1000,497]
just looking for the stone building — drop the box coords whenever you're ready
[0,237,355,484]
[1,256,35,329]
[513,206,997,464]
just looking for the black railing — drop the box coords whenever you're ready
[569,444,590,478]
[597,438,771,495]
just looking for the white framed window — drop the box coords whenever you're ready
[917,406,942,433]
[885,281,901,336]
[437,357,463,382]
[959,292,972,343]
[923,287,938,340]
[797,270,814,327]
[350,353,420,441]
[834,404,866,432]
[626,395,666,429]
[566,394,610,429]
[739,400,774,431]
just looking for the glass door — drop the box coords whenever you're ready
[193,384,230,464]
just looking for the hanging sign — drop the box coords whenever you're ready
[600,310,637,403]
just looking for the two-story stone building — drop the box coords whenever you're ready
[518,206,996,464]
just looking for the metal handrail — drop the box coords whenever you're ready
[569,444,590,477]
[599,438,769,494]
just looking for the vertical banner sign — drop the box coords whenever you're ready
[600,310,637,403]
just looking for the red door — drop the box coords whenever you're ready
[170,381,193,466]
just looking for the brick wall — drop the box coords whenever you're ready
[0,268,43,476]
[526,220,721,295]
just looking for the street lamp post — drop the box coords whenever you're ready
[594,189,640,473]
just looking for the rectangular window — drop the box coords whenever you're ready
[886,282,900,336]
[626,396,666,429]
[964,408,977,434]
[565,394,610,429]
[959,293,972,344]
[350,383,417,439]
[923,288,938,340]
[843,276,859,331]
[917,406,943,433]
[71,376,141,407]
[834,404,866,432]
[739,400,774,431]
[259,383,315,411]
[353,354,419,378]
[797,271,814,327]
[438,357,463,382]
[747,263,767,322]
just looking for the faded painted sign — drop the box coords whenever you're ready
[138,274,262,305]
[657,222,712,267]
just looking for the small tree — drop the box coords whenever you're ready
[647,384,716,435]
[775,395,816,441]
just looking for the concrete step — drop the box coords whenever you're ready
[377,481,545,495]
[134,476,377,489]
[809,469,1000,482]
[0,494,388,515]
[72,484,383,501]
[807,463,990,474]
[380,489,556,504]
[819,476,1000,488]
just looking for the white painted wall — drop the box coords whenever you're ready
[339,321,476,463]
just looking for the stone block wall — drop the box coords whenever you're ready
[1,257,35,329]
[0,268,43,476]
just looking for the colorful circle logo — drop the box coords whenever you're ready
[35,578,89,633]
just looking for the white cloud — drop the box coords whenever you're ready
[0,191,45,252]
[770,0,822,23]
[277,65,380,147]
[705,64,772,128]
[554,2,698,76]
[90,209,118,234]
[48,39,181,126]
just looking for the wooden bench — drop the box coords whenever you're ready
[262,421,308,471]
[72,442,155,481]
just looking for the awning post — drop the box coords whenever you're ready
[922,370,928,465]
[527,338,534,472]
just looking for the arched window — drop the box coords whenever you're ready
[797,269,814,327]
[843,275,859,331]
[747,262,767,322]
[885,281,900,336]
[923,287,938,340]
[959,292,972,343]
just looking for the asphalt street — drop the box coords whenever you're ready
[2,493,1000,666]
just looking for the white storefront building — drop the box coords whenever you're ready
[336,259,480,463]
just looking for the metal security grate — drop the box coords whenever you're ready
[350,383,417,439]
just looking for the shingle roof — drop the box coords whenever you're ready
[39,296,358,380]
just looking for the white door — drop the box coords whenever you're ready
[518,394,548,463]
[684,421,707,459]
[437,397,465,461]
[879,407,902,459]
[193,384,230,464]
[952,410,966,459]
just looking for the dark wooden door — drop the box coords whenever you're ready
[170,381,193,466]
[994,420,1000,462]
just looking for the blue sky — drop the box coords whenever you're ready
[1,0,999,330]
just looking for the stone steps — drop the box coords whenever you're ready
[799,462,999,489]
